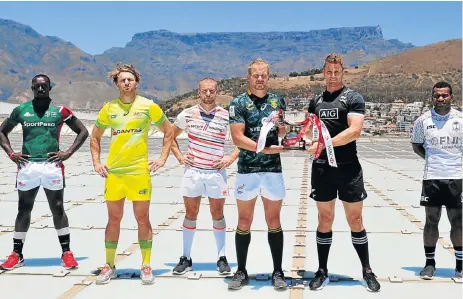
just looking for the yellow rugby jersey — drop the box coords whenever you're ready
[95,95,166,175]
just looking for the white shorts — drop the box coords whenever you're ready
[234,172,286,201]
[16,162,64,191]
[181,168,228,199]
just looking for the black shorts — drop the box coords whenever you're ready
[309,159,367,203]
[420,179,462,208]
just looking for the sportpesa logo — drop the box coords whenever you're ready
[113,128,142,136]
[24,122,56,127]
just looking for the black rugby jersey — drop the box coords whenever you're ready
[308,86,365,163]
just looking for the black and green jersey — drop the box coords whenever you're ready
[229,91,286,174]
[7,101,76,161]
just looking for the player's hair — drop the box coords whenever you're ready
[248,58,270,75]
[323,53,344,70]
[32,74,51,85]
[107,63,141,84]
[198,77,217,89]
[432,81,452,95]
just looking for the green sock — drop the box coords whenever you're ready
[105,241,118,267]
[139,240,153,265]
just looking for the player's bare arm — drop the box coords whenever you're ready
[331,114,364,147]
[171,124,193,166]
[149,118,174,171]
[0,119,29,165]
[48,119,89,162]
[230,123,285,154]
[90,125,109,177]
[412,143,426,160]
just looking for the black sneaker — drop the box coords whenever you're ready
[362,268,381,292]
[272,270,287,290]
[217,256,231,275]
[172,256,192,275]
[420,264,435,280]
[309,268,330,290]
[227,269,249,290]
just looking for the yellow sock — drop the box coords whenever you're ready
[139,240,152,265]
[105,241,118,267]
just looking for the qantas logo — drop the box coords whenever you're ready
[113,128,142,136]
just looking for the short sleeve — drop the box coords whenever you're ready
[307,97,316,114]
[229,98,245,124]
[7,106,21,127]
[411,117,425,144]
[95,103,109,129]
[347,92,365,116]
[59,105,76,123]
[149,102,167,126]
[173,110,187,130]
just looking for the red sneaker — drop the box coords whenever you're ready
[0,252,24,270]
[61,251,78,270]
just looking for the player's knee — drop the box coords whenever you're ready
[49,201,65,216]
[318,211,335,226]
[134,211,150,225]
[108,211,123,225]
[185,208,199,221]
[209,206,223,220]
[266,216,281,229]
[237,215,253,230]
[346,213,363,231]
[425,207,441,225]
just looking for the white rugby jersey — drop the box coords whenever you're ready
[411,108,462,180]
[174,104,229,170]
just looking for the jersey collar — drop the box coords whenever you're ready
[431,108,450,121]
[198,104,217,115]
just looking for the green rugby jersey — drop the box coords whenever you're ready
[7,101,75,161]
[229,91,286,174]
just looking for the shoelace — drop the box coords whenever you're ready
[142,266,152,275]
[233,271,246,281]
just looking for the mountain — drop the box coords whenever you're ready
[164,39,462,116]
[0,19,416,107]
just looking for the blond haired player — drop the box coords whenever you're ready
[90,63,174,285]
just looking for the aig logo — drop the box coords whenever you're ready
[319,108,338,119]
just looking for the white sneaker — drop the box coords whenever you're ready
[141,264,155,285]
[96,264,117,285]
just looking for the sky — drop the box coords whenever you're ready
[0,1,461,55]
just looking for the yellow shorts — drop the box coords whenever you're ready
[104,174,152,201]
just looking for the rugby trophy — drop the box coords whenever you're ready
[256,109,337,167]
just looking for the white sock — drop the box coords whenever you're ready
[182,218,196,259]
[213,217,226,258]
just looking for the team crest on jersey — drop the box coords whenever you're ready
[247,103,255,110]
[452,121,461,131]
[44,111,57,117]
[229,106,235,117]
[270,99,278,109]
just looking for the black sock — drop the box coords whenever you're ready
[424,246,436,267]
[58,234,71,253]
[351,230,370,269]
[235,229,251,273]
[268,227,284,273]
[454,246,462,272]
[13,238,24,258]
[316,230,332,271]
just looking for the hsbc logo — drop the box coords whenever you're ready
[319,108,338,119]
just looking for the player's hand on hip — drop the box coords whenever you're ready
[149,159,165,172]
[213,155,232,170]
[9,152,29,166]
[47,151,71,162]
[262,145,287,154]
[94,163,109,178]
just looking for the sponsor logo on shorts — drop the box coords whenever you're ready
[222,190,228,196]
[420,196,428,202]
[18,181,26,187]
[24,122,56,127]
[51,179,61,185]
[113,128,142,136]
[139,189,148,195]
[319,108,339,119]
[237,184,245,195]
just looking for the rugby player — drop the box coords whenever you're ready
[170,78,239,276]
[411,81,462,280]
[306,54,380,292]
[228,58,288,291]
[90,63,174,285]
[0,74,88,271]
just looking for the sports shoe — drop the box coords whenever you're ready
[228,269,249,290]
[0,252,24,271]
[455,270,462,279]
[217,256,231,275]
[140,264,155,285]
[172,256,192,275]
[272,270,287,290]
[61,251,78,270]
[96,264,117,285]
[309,268,330,290]
[362,268,381,292]
[420,265,436,280]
